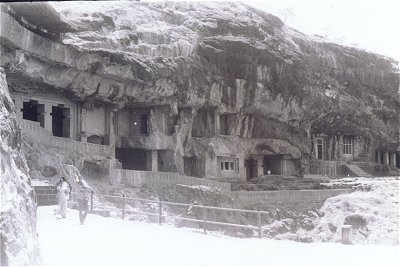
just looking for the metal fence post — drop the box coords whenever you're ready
[203,204,207,234]
[122,194,126,220]
[159,199,163,225]
[257,210,262,238]
[90,191,94,211]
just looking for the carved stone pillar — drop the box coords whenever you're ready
[390,153,397,167]
[151,150,158,172]
[14,98,23,120]
[44,104,52,133]
[256,156,264,177]
[377,150,382,164]
[383,151,389,165]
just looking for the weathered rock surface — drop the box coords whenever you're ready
[1,1,398,154]
[0,67,41,265]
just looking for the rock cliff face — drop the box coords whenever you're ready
[0,67,41,265]
[1,1,398,157]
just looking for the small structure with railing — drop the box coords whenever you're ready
[309,159,337,178]
[31,180,57,206]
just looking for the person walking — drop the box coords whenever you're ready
[76,176,92,224]
[54,178,63,215]
[56,177,70,218]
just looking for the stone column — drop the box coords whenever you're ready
[256,156,264,177]
[205,154,217,178]
[281,158,287,175]
[80,105,88,142]
[151,150,158,172]
[390,153,397,167]
[44,104,52,133]
[215,113,220,135]
[338,135,343,160]
[109,111,115,140]
[108,109,116,157]
[14,98,23,120]
[383,152,389,165]
[238,155,246,182]
[314,138,318,159]
[377,150,381,164]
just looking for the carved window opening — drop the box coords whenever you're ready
[23,100,44,127]
[343,136,353,155]
[52,105,70,138]
[218,157,238,173]
[129,108,149,136]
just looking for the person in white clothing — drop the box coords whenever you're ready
[57,177,70,218]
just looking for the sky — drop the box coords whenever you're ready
[145,0,400,62]
[245,0,400,61]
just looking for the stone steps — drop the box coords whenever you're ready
[345,164,373,177]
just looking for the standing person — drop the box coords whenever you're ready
[76,176,92,224]
[54,178,63,215]
[57,177,70,218]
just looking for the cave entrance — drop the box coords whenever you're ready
[23,100,45,127]
[115,148,150,171]
[245,158,257,181]
[396,153,400,169]
[140,114,148,134]
[157,150,177,172]
[263,155,283,175]
[183,156,205,178]
[51,105,70,138]
[316,138,324,160]
[129,108,149,136]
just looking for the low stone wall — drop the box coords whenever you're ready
[110,169,353,213]
[33,185,57,206]
[110,169,232,192]
[19,119,113,157]
[232,189,353,212]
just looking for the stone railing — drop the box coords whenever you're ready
[110,169,232,192]
[116,133,174,150]
[19,119,113,157]
[309,159,337,177]
[351,161,372,167]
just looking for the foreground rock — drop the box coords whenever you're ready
[0,68,41,265]
[270,177,399,245]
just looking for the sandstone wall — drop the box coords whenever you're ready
[1,1,399,181]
